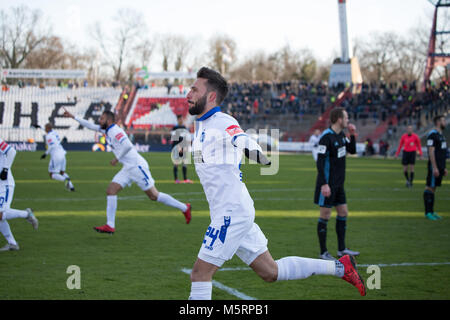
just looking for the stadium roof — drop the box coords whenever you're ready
[428,0,450,6]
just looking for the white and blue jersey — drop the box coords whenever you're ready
[192,107,253,218]
[192,107,268,268]
[0,139,16,210]
[74,118,153,190]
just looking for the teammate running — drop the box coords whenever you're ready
[0,139,38,251]
[314,107,360,261]
[41,123,75,191]
[186,67,366,300]
[63,109,192,233]
[395,125,423,187]
[423,115,447,221]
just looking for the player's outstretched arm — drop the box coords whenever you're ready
[63,107,102,132]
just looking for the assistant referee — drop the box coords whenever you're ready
[395,125,423,187]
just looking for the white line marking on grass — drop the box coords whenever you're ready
[181,268,257,300]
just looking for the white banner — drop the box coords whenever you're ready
[2,69,87,79]
[280,141,365,155]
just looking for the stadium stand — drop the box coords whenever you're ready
[0,86,122,142]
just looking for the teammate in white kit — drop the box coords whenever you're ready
[0,139,39,251]
[186,67,366,299]
[63,110,192,233]
[41,123,75,191]
[309,129,321,162]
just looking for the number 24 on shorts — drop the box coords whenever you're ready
[202,217,231,249]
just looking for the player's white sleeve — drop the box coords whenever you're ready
[114,138,133,160]
[232,134,271,165]
[45,135,56,155]
[74,116,102,132]
[2,147,16,169]
[232,134,263,153]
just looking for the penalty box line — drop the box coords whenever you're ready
[181,262,450,300]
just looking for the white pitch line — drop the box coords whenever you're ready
[181,268,257,300]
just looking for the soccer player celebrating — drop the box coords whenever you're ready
[423,115,447,221]
[63,109,192,233]
[41,123,75,191]
[170,115,193,184]
[315,107,359,261]
[186,67,365,300]
[0,139,38,251]
[395,125,423,187]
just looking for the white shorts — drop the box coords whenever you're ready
[112,165,155,191]
[0,184,14,211]
[49,153,67,173]
[197,214,268,267]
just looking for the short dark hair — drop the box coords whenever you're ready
[330,107,345,124]
[433,115,444,124]
[102,110,115,122]
[197,67,229,105]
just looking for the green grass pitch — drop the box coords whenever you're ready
[0,151,449,300]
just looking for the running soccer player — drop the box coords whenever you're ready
[395,125,423,187]
[171,115,193,184]
[314,107,359,261]
[186,67,365,300]
[309,129,321,162]
[62,109,192,233]
[423,115,447,221]
[41,123,75,191]
[0,139,38,251]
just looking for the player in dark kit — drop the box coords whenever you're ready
[170,115,193,184]
[423,115,448,221]
[314,107,359,260]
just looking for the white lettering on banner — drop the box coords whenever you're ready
[3,69,87,79]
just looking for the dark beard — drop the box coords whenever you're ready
[188,94,207,115]
[441,124,446,131]
[100,122,108,130]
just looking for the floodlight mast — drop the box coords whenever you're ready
[338,0,350,63]
[423,0,450,90]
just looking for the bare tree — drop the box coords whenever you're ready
[159,34,176,72]
[173,35,192,71]
[0,5,49,68]
[90,8,147,81]
[208,34,237,74]
[135,37,155,68]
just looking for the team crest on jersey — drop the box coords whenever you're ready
[225,125,244,137]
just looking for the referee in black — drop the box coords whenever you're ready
[423,115,448,220]
[314,107,359,260]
